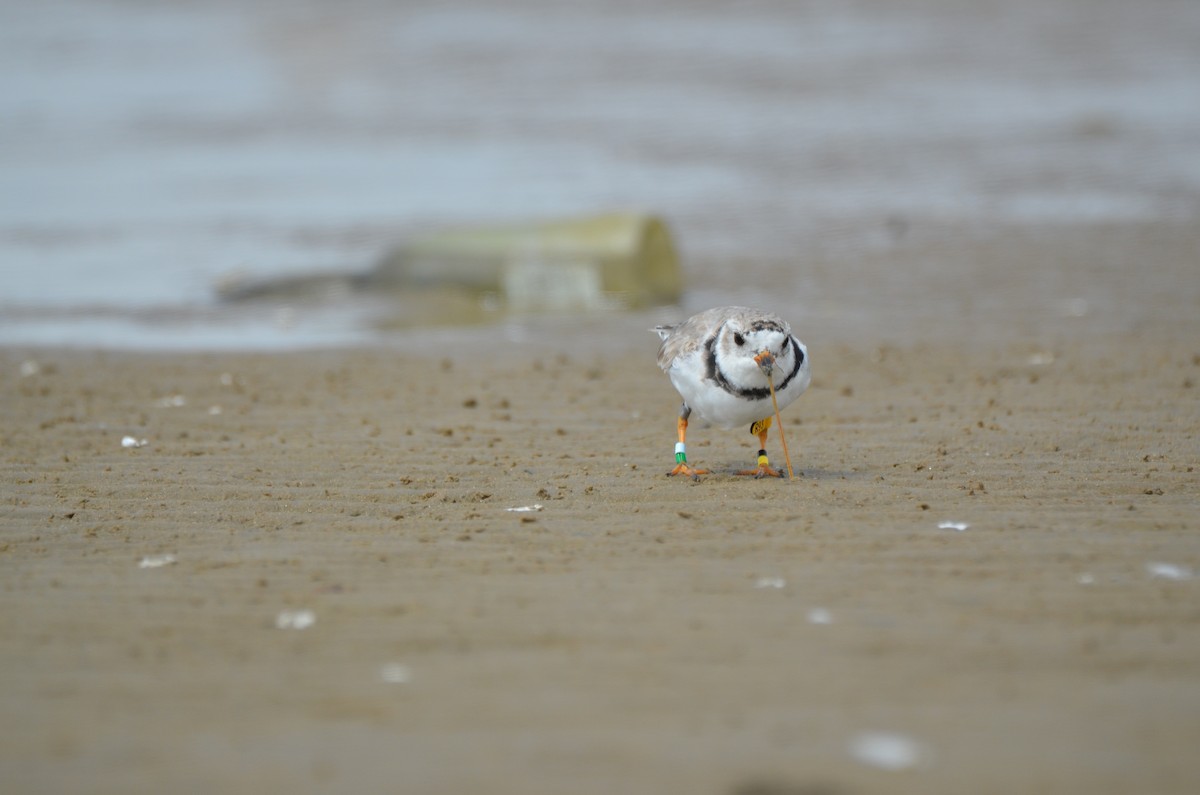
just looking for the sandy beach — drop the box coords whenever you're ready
[4,0,1200,791]
[3,216,1199,794]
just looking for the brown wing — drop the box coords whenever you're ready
[655,306,742,372]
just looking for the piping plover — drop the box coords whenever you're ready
[655,306,810,478]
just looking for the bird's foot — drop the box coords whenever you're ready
[737,464,784,479]
[668,463,709,480]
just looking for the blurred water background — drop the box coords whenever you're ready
[2,0,1197,349]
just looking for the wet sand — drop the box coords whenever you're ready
[3,219,1199,794]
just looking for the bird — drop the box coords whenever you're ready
[655,306,811,478]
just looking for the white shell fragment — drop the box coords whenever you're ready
[505,504,544,513]
[754,576,786,589]
[1077,573,1096,585]
[20,360,40,377]
[807,607,834,625]
[154,394,186,408]
[1147,562,1193,581]
[379,663,412,684]
[938,521,969,532]
[138,554,177,569]
[121,435,148,448]
[850,731,926,771]
[275,610,316,630]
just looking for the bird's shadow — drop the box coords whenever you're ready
[691,465,869,482]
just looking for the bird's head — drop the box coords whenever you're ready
[719,316,793,384]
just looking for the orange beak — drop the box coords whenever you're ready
[754,349,774,375]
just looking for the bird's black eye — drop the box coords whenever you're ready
[733,332,745,347]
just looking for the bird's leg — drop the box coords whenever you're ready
[738,417,784,478]
[667,404,708,479]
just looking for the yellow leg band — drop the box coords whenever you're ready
[757,453,770,467]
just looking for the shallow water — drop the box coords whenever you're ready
[2,0,1197,349]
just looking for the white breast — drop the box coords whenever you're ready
[668,346,810,429]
